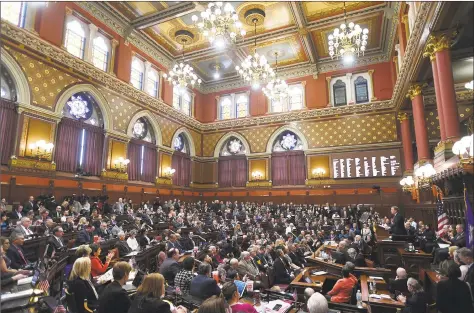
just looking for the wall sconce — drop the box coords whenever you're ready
[163,167,176,178]
[415,164,436,190]
[399,175,415,193]
[465,80,473,90]
[114,157,130,173]
[251,171,264,181]
[452,134,473,164]
[311,168,326,179]
[28,140,54,160]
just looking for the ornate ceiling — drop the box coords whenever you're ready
[81,1,399,92]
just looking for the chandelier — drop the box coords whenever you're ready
[191,2,246,48]
[415,163,436,190]
[235,19,275,89]
[328,2,369,64]
[262,52,289,102]
[163,39,202,89]
[399,176,414,193]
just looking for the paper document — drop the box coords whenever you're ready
[438,243,450,249]
[312,271,327,276]
[369,276,384,281]
[17,277,33,286]
[1,289,43,303]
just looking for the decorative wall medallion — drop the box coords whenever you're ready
[67,95,90,119]
[281,133,297,150]
[228,139,242,154]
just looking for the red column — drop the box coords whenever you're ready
[430,56,446,141]
[397,22,407,60]
[398,112,414,171]
[434,36,460,141]
[408,84,430,161]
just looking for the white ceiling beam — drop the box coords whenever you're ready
[131,2,197,30]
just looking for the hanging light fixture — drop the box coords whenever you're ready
[235,19,275,89]
[328,2,369,64]
[213,64,221,79]
[191,2,246,49]
[262,51,289,102]
[163,38,202,90]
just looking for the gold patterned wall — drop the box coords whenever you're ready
[202,132,227,157]
[238,126,281,153]
[423,105,472,141]
[188,128,202,157]
[4,46,80,109]
[97,87,141,133]
[153,113,180,147]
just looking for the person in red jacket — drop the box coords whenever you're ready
[327,264,358,303]
[89,243,113,278]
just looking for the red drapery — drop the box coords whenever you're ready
[218,155,247,187]
[82,124,104,176]
[127,140,142,181]
[271,151,306,186]
[172,151,191,187]
[0,99,18,165]
[55,118,82,173]
[142,143,157,183]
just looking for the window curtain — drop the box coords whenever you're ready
[127,140,142,181]
[218,155,247,187]
[271,151,306,186]
[142,143,157,183]
[82,124,104,176]
[172,151,191,187]
[55,118,82,173]
[0,99,18,165]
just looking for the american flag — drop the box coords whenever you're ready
[36,280,50,294]
[437,193,448,235]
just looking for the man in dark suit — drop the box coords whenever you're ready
[159,248,181,285]
[189,262,221,300]
[457,248,474,297]
[389,267,409,294]
[404,222,416,236]
[10,206,24,220]
[23,196,36,215]
[46,226,65,257]
[434,224,467,263]
[353,235,369,255]
[98,262,132,313]
[50,206,63,220]
[115,232,132,257]
[94,222,111,240]
[6,233,29,269]
[167,234,183,253]
[390,206,406,235]
[437,263,474,313]
[75,225,94,247]
[273,249,292,284]
[347,248,366,267]
[288,244,306,268]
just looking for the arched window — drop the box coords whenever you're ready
[64,19,87,59]
[173,87,192,116]
[271,131,305,186]
[333,79,347,107]
[269,83,305,113]
[172,133,191,186]
[1,2,27,27]
[146,68,159,98]
[131,56,145,90]
[1,63,17,102]
[128,117,157,182]
[57,92,105,176]
[92,35,109,71]
[220,137,246,156]
[354,76,369,104]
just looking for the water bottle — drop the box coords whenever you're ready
[356,290,362,308]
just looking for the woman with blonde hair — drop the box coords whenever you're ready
[67,257,99,313]
[77,217,87,231]
[128,273,171,313]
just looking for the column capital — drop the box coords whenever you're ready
[423,35,438,61]
[401,14,409,24]
[88,23,99,33]
[397,112,411,121]
[406,83,423,100]
[111,39,119,48]
[65,6,73,16]
[392,56,398,63]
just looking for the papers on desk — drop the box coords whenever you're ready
[125,251,139,257]
[97,269,137,284]
[381,239,392,241]
[1,289,43,303]
[369,276,384,281]
[438,243,450,249]
[370,294,392,300]
[312,271,327,276]
[264,300,291,313]
[17,276,33,286]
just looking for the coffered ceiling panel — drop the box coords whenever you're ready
[302,1,384,22]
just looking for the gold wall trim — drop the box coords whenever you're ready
[9,157,56,172]
[156,177,172,185]
[101,170,128,181]
[190,182,218,189]
[246,181,272,188]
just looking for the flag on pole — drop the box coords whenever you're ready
[436,192,448,235]
[464,186,474,248]
[36,280,50,294]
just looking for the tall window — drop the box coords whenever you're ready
[146,68,159,98]
[333,80,347,107]
[354,76,369,104]
[269,83,305,113]
[131,56,145,90]
[218,92,249,120]
[92,35,109,71]
[173,87,192,116]
[1,2,27,27]
[64,19,87,59]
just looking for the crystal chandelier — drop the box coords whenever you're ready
[262,52,289,102]
[235,19,275,89]
[328,2,369,64]
[192,2,246,49]
[163,39,202,89]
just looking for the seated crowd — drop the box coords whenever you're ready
[0,194,473,313]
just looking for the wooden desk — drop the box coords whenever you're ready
[307,257,392,281]
[290,267,339,292]
[419,268,443,301]
[397,248,432,277]
[360,275,405,313]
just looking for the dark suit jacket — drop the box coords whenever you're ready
[389,278,408,294]
[273,257,291,284]
[351,254,367,267]
[437,278,474,313]
[6,244,28,269]
[10,211,23,220]
[289,251,305,268]
[452,232,466,247]
[189,274,221,300]
[115,240,132,257]
[128,295,171,313]
[159,258,181,285]
[46,236,65,257]
[23,201,35,214]
[67,278,99,313]
[94,228,110,240]
[167,241,183,253]
[75,230,91,246]
[391,213,406,235]
[464,264,474,298]
[332,251,346,265]
[97,281,131,313]
[402,291,430,313]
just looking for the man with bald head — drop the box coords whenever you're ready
[389,267,408,294]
